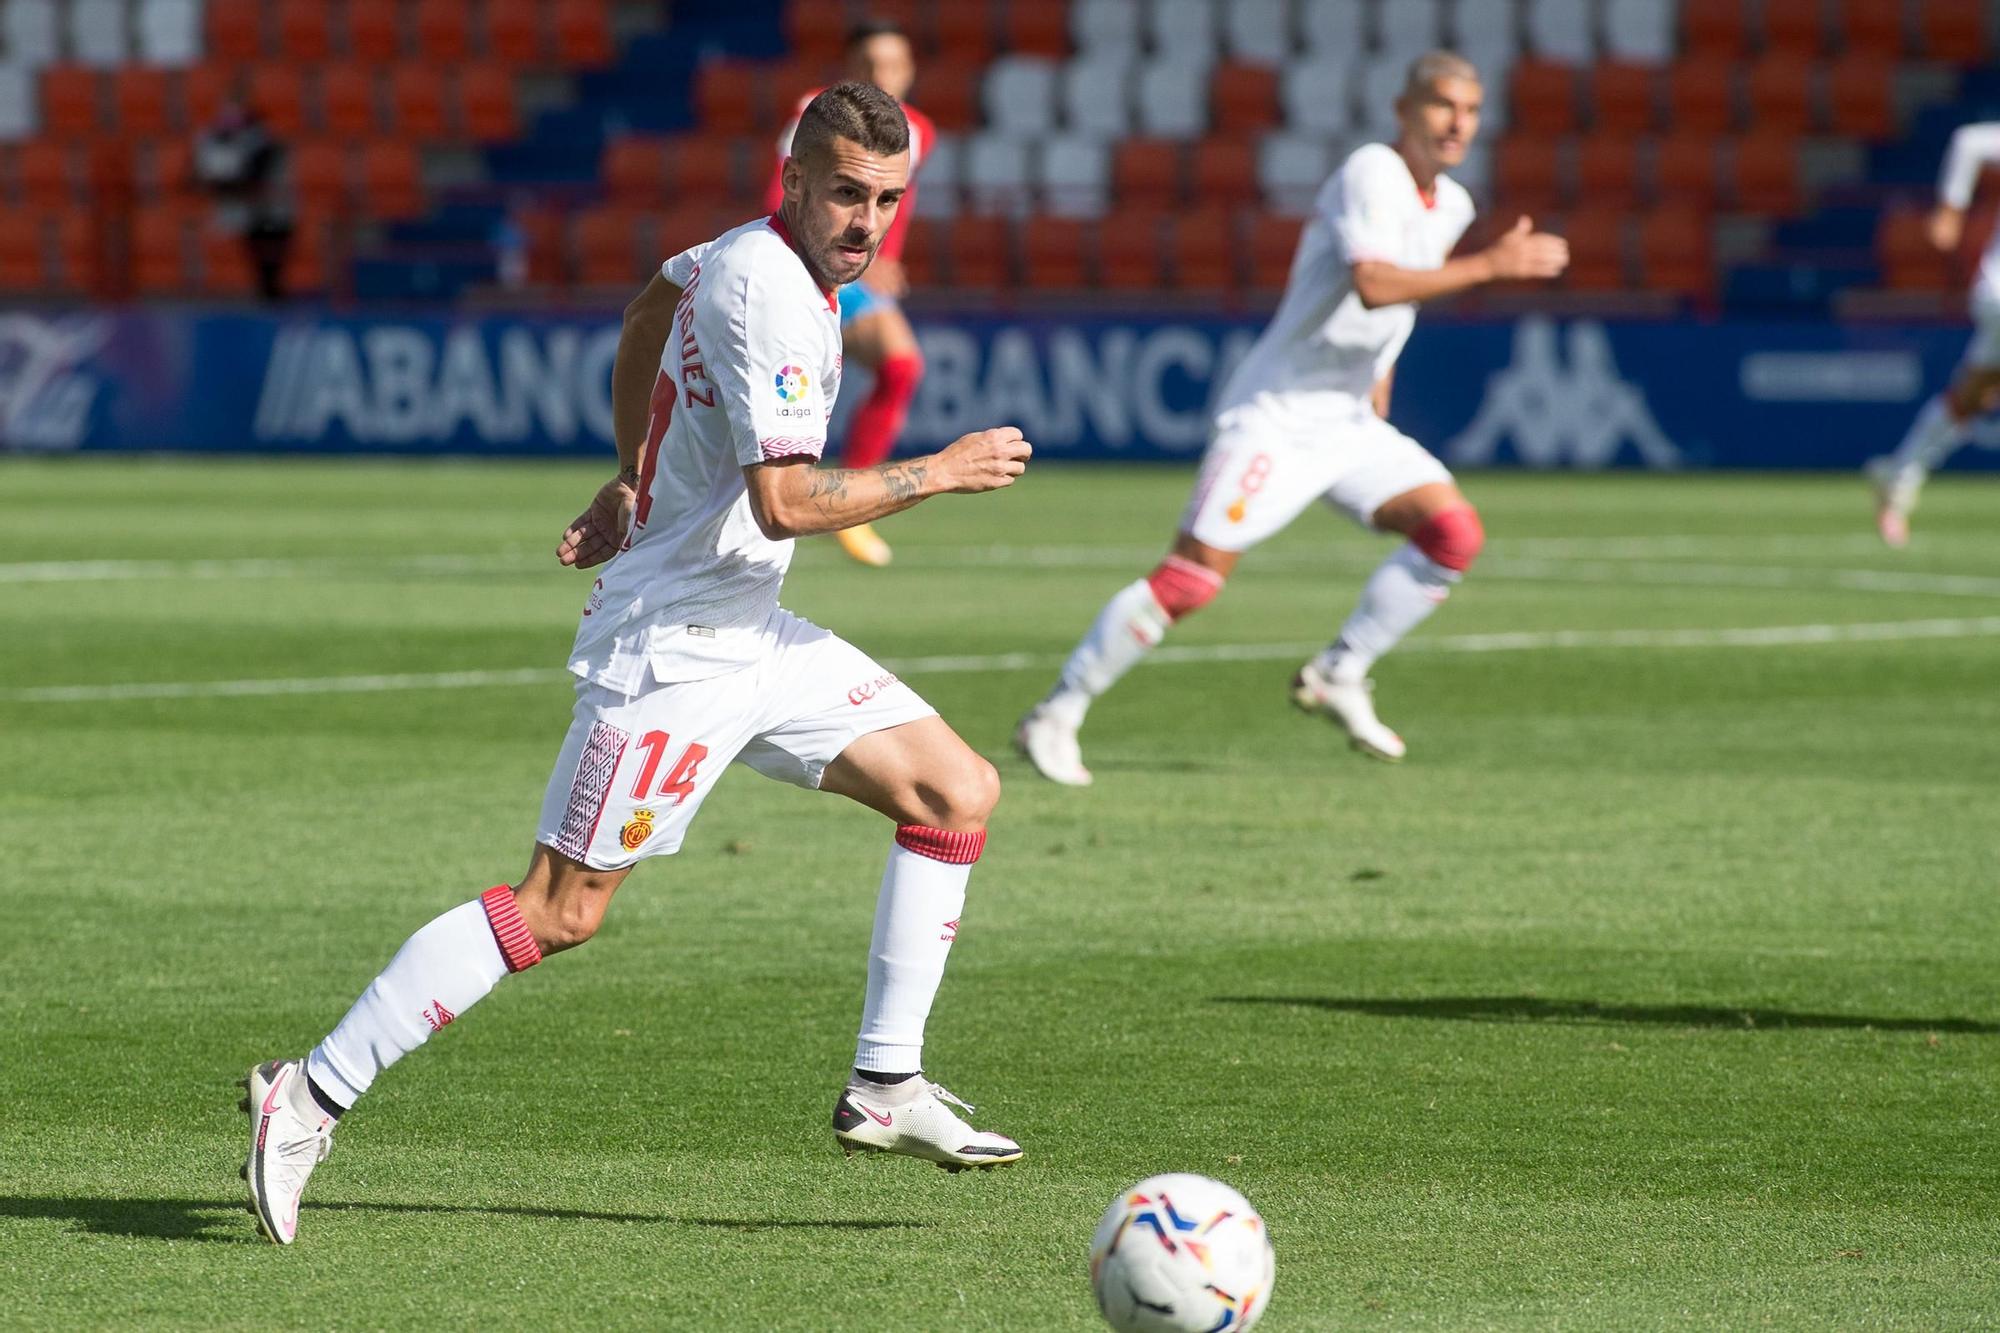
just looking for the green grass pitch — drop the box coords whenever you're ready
[1,459,1996,1329]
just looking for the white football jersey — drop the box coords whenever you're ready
[1217,143,1475,415]
[1939,122,2000,302]
[568,215,843,690]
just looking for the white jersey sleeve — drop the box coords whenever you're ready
[661,241,710,287]
[1329,146,1417,266]
[707,262,834,466]
[1939,123,2000,209]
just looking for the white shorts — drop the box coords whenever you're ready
[535,609,935,869]
[1181,396,1454,552]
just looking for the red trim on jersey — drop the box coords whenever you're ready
[895,825,986,865]
[765,212,840,312]
[479,885,543,972]
[1416,183,1438,210]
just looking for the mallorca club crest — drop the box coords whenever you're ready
[773,364,810,403]
[619,808,656,852]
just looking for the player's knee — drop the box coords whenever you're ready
[1412,504,1484,573]
[517,874,617,953]
[1146,555,1225,622]
[922,752,1000,831]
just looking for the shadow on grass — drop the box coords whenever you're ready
[1214,995,2000,1034]
[0,1195,928,1244]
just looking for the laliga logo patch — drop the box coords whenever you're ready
[619,808,656,851]
[773,364,810,402]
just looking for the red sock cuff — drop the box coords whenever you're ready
[1411,505,1484,572]
[1146,555,1224,620]
[895,825,986,864]
[480,885,543,973]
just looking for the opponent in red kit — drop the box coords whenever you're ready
[766,18,936,567]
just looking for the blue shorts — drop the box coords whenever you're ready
[838,280,894,326]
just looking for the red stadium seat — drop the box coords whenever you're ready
[359,141,424,219]
[1877,206,1954,290]
[275,0,332,63]
[1652,132,1721,208]
[1576,134,1644,208]
[1682,0,1749,57]
[198,216,258,295]
[458,64,520,142]
[413,0,472,63]
[485,0,544,66]
[553,0,616,68]
[129,202,195,293]
[1637,205,1714,296]
[512,206,566,285]
[1760,0,1827,54]
[1590,62,1659,135]
[84,140,132,205]
[1003,0,1070,56]
[572,206,645,287]
[291,140,350,214]
[934,3,998,65]
[914,58,982,131]
[145,138,195,197]
[1664,58,1737,134]
[1168,206,1239,291]
[1210,63,1280,133]
[319,65,380,139]
[1917,0,1987,62]
[180,63,234,131]
[1560,208,1630,289]
[1191,135,1258,204]
[1096,208,1167,290]
[388,64,450,142]
[1494,136,1564,216]
[113,67,172,137]
[0,212,43,290]
[696,61,758,135]
[786,2,849,63]
[56,210,104,293]
[1510,60,1579,135]
[1731,131,1804,215]
[667,135,740,197]
[1021,214,1090,289]
[285,212,332,293]
[13,141,74,209]
[248,65,309,138]
[40,67,101,141]
[205,0,263,63]
[603,136,669,205]
[344,0,403,62]
[901,216,943,288]
[1248,213,1302,291]
[1837,0,1906,56]
[1826,54,1895,140]
[1113,138,1184,207]
[947,214,1010,290]
[1745,54,1815,134]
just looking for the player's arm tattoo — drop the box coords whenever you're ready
[800,460,929,521]
[883,461,927,502]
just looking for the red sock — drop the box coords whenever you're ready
[842,351,923,469]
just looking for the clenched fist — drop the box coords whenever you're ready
[934,426,1033,494]
[1484,216,1570,282]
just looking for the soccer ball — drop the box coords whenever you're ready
[1089,1173,1275,1332]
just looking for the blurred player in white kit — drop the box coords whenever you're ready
[239,83,1033,1245]
[1870,121,2000,547]
[1016,52,1566,783]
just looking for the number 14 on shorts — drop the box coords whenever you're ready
[630,731,708,804]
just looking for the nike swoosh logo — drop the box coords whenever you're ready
[260,1068,287,1118]
[861,1105,892,1127]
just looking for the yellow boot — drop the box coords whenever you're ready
[835,523,893,567]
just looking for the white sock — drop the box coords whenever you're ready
[852,829,980,1076]
[305,889,541,1108]
[1042,578,1172,726]
[1886,394,1968,488]
[1319,544,1459,681]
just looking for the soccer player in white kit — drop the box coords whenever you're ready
[1869,121,2000,547]
[1015,53,1566,783]
[239,83,1033,1245]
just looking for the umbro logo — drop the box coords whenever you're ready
[941,918,959,942]
[423,999,456,1032]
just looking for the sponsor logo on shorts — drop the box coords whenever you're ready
[1225,452,1272,523]
[847,672,900,706]
[619,808,656,851]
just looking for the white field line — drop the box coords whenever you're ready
[8,616,2000,705]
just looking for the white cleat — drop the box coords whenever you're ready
[1292,659,1406,762]
[833,1078,1023,1172]
[239,1058,333,1245]
[1013,705,1093,786]
[1866,456,1917,548]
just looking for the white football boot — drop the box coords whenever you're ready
[1013,704,1093,786]
[1865,456,1917,548]
[1291,658,1407,762]
[833,1077,1023,1171]
[240,1058,334,1245]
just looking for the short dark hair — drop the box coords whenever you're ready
[845,17,907,49]
[792,80,909,166]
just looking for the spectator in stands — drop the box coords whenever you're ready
[194,101,293,301]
